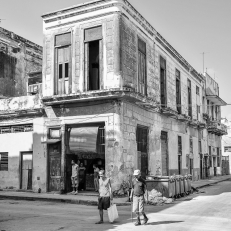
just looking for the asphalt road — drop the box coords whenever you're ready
[0,180,231,231]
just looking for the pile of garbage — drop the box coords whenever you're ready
[147,189,174,205]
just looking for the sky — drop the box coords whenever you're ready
[1,0,231,118]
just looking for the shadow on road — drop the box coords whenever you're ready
[145,220,183,226]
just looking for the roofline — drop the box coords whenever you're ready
[0,27,42,51]
[41,0,203,82]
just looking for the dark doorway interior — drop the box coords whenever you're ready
[161,131,168,176]
[137,126,148,179]
[89,40,99,91]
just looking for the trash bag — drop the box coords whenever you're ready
[108,204,119,223]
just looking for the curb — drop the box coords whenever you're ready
[192,177,231,190]
[0,194,130,206]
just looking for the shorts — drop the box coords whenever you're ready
[71,176,79,188]
[98,197,111,210]
[132,195,144,213]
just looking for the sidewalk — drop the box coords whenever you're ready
[0,175,230,206]
[191,174,231,190]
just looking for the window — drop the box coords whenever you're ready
[189,137,193,154]
[198,140,202,153]
[178,136,182,175]
[178,136,182,155]
[197,105,200,120]
[224,146,231,152]
[211,103,214,120]
[188,79,192,118]
[160,56,167,108]
[49,128,61,139]
[0,124,33,134]
[176,69,181,114]
[138,39,147,95]
[55,32,71,95]
[0,153,8,171]
[84,26,103,91]
[207,100,210,115]
[196,86,200,95]
[0,53,4,78]
[209,146,212,167]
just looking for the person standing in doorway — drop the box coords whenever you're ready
[93,164,100,192]
[71,160,79,195]
[130,169,149,226]
[79,163,86,191]
[95,170,113,224]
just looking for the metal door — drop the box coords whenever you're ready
[21,152,33,190]
[48,143,62,192]
[161,131,169,176]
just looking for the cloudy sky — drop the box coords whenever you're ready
[1,0,231,118]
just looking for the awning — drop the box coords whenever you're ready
[206,95,227,106]
[41,139,61,144]
[69,126,99,153]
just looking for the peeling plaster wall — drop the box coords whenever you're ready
[122,101,202,180]
[32,118,47,192]
[43,13,122,97]
[0,95,42,112]
[0,27,42,97]
[0,132,33,189]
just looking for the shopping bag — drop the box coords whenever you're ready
[107,203,119,223]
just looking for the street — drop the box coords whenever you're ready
[0,180,231,231]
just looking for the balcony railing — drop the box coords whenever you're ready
[207,121,227,136]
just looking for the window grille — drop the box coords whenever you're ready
[0,153,8,171]
[0,124,33,134]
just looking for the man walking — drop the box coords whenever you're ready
[71,160,79,194]
[130,169,149,226]
[95,170,113,224]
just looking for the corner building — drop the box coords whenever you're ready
[27,0,225,192]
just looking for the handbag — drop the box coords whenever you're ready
[107,203,119,223]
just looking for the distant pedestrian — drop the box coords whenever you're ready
[95,170,113,224]
[71,160,79,195]
[79,163,86,191]
[130,169,149,226]
[93,164,100,192]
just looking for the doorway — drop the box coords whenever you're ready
[21,152,33,190]
[137,126,148,179]
[161,131,169,176]
[48,142,62,192]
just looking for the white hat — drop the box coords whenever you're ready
[133,169,141,175]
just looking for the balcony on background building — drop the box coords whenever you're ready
[207,120,228,136]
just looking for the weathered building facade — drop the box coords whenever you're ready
[0,27,42,97]
[0,0,227,193]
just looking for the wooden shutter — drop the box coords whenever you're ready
[99,40,103,90]
[84,43,89,91]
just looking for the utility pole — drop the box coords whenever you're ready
[200,52,209,74]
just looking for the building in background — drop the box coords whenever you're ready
[201,73,227,178]
[0,0,228,193]
[222,118,231,175]
[0,27,42,97]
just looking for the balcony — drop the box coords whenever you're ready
[207,121,228,136]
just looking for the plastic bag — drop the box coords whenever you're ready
[107,204,119,223]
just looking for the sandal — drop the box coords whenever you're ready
[95,221,104,224]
